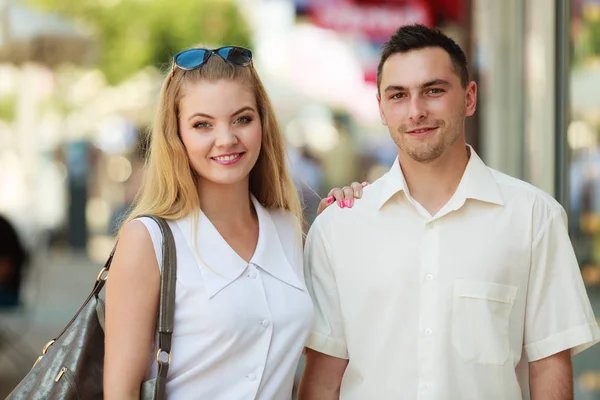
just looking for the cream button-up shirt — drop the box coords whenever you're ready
[138,195,313,399]
[304,148,600,400]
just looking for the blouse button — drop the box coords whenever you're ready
[247,373,257,382]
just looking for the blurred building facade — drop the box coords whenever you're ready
[0,0,598,281]
[0,0,599,283]
[1,0,600,397]
[265,0,600,288]
[472,0,600,288]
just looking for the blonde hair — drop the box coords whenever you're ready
[120,47,302,231]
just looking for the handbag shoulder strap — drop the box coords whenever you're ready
[136,215,177,391]
[53,215,176,342]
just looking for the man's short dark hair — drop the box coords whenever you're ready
[377,24,469,91]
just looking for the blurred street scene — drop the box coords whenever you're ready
[1,0,600,398]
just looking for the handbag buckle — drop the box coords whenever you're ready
[156,349,172,366]
[42,339,55,355]
[31,339,56,369]
[96,267,109,282]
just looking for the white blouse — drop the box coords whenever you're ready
[137,196,314,399]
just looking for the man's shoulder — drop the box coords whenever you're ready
[310,174,388,239]
[488,167,564,215]
[321,174,388,218]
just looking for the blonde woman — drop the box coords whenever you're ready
[103,46,363,399]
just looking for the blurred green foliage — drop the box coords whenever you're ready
[24,0,251,84]
[0,95,16,122]
[573,5,600,66]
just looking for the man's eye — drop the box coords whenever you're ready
[391,93,405,99]
[428,88,444,94]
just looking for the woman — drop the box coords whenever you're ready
[104,45,363,399]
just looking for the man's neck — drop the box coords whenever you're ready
[399,143,470,216]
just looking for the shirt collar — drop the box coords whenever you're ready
[376,145,504,210]
[251,197,305,291]
[376,154,409,210]
[176,195,304,299]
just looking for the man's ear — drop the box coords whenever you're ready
[465,81,477,117]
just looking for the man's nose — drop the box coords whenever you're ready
[408,96,428,122]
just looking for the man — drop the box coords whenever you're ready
[298,24,600,400]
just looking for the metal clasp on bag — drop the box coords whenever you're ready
[96,267,109,282]
[55,367,68,382]
[31,339,56,369]
[156,348,172,366]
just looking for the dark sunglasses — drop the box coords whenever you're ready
[173,46,253,71]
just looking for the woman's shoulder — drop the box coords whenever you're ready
[130,215,184,240]
[119,219,155,247]
[111,219,160,276]
[120,216,179,272]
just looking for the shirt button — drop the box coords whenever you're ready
[261,319,270,327]
[247,373,257,381]
[427,383,433,390]
[424,328,432,336]
[425,273,434,281]
[248,270,257,279]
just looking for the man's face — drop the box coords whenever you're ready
[377,47,477,163]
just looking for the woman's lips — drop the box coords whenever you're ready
[211,152,244,165]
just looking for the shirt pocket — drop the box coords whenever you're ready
[451,279,518,364]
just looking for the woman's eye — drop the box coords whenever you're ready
[193,121,211,129]
[234,116,252,125]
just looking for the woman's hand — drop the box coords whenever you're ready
[317,182,369,216]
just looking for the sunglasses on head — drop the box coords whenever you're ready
[173,46,253,71]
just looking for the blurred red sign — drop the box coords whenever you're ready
[350,0,464,22]
[309,0,434,42]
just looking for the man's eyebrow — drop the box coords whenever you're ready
[384,85,407,93]
[383,79,452,94]
[421,79,451,88]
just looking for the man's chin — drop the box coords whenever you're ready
[407,147,444,163]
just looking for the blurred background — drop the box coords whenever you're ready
[0,0,600,398]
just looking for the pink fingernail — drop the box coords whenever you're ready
[362,182,369,187]
[326,196,334,204]
[338,200,345,208]
[345,200,353,207]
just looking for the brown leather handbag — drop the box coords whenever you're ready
[6,215,177,400]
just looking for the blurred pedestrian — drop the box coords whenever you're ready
[300,24,600,400]
[0,215,28,308]
[103,45,364,399]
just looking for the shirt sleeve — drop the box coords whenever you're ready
[303,214,349,359]
[524,207,600,362]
